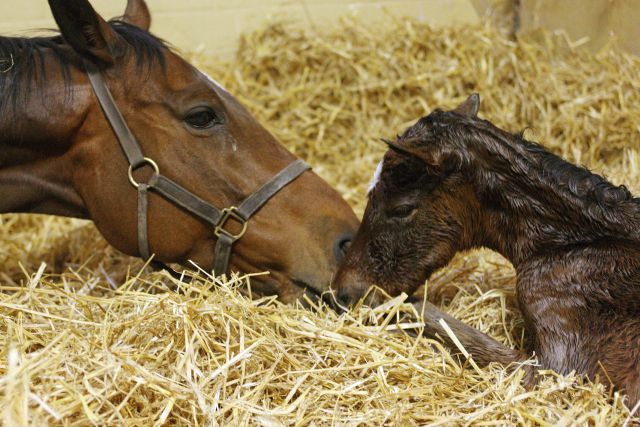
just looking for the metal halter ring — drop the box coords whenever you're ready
[128,157,160,188]
[214,207,248,242]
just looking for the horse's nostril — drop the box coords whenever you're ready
[340,238,352,253]
[333,235,353,263]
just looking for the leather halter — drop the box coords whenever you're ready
[84,63,310,275]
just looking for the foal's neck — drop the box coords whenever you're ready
[469,142,640,267]
[0,55,89,217]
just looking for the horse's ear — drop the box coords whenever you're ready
[122,0,152,31]
[48,0,126,65]
[453,93,480,117]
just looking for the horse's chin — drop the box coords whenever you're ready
[179,244,331,306]
[252,271,328,306]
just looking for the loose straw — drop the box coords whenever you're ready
[1,18,639,425]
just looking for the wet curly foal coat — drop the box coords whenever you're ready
[333,94,640,405]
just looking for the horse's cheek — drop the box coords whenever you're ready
[70,139,139,256]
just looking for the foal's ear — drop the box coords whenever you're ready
[48,0,126,65]
[453,93,480,117]
[122,0,152,31]
[381,138,415,157]
[382,138,445,168]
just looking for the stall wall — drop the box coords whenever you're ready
[4,1,638,57]
[519,0,640,56]
[0,0,480,58]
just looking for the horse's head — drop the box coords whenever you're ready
[332,94,483,307]
[45,0,358,301]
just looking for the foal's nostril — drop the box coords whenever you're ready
[333,235,353,263]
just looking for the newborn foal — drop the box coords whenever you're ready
[333,94,640,405]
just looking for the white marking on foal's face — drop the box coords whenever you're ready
[368,160,384,194]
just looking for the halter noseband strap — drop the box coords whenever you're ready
[84,63,310,275]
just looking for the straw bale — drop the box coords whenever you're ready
[1,19,639,425]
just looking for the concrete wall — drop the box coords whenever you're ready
[0,0,481,58]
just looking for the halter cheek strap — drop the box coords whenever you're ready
[84,63,310,275]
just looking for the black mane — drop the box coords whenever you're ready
[0,21,167,115]
[409,109,636,210]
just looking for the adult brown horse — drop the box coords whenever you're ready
[332,94,640,405]
[0,0,358,303]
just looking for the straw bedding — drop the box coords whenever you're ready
[2,19,640,426]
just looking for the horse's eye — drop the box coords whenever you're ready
[388,204,417,219]
[184,107,223,129]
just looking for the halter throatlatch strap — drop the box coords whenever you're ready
[84,63,310,276]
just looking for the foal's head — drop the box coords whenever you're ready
[1,0,358,301]
[332,95,488,306]
[332,92,639,307]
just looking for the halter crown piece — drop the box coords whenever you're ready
[84,62,310,275]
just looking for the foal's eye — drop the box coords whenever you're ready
[184,107,223,129]
[388,204,417,219]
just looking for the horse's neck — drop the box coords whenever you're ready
[473,167,640,267]
[0,72,89,218]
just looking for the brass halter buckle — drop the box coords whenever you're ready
[128,157,160,188]
[214,207,248,242]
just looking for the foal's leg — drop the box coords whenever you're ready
[410,298,536,387]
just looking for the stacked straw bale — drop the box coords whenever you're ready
[1,19,639,425]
